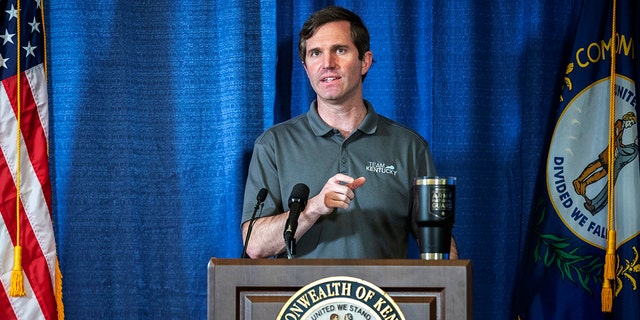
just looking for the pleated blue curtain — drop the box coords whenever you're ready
[46,0,578,318]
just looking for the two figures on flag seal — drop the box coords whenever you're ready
[572,111,637,215]
[547,76,639,249]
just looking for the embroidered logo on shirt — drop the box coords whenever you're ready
[365,162,398,176]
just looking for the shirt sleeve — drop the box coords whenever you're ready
[241,131,285,225]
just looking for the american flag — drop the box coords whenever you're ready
[0,1,62,319]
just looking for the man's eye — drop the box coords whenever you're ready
[336,48,346,54]
[309,51,320,57]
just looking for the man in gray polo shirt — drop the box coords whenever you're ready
[241,6,457,259]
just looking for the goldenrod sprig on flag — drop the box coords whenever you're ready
[534,201,604,296]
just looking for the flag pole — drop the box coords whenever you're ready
[602,0,618,313]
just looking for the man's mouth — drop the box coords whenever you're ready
[322,77,340,82]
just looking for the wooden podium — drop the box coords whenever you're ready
[207,258,472,319]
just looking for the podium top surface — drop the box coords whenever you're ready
[209,258,472,268]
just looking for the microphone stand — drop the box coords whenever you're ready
[241,200,264,258]
[284,230,295,259]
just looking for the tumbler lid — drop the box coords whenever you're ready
[414,176,456,186]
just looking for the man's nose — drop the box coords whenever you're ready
[321,52,337,68]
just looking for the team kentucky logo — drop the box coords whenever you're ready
[547,76,639,249]
[276,276,405,320]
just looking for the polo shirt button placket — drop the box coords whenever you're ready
[339,144,348,174]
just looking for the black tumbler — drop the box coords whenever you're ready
[412,176,456,260]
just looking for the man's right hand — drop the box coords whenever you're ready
[305,174,366,218]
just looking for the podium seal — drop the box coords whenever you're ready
[276,276,405,320]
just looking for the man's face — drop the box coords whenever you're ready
[303,21,372,105]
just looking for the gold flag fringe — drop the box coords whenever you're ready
[56,258,65,319]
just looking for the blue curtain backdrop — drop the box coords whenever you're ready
[45,0,580,318]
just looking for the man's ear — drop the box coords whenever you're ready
[361,51,373,75]
[302,61,310,76]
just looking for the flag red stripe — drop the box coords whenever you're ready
[0,290,18,320]
[0,128,18,244]
[21,68,53,214]
[0,149,21,320]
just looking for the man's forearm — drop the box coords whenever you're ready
[242,213,289,258]
[242,201,324,258]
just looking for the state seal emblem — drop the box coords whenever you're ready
[547,76,639,249]
[276,276,405,320]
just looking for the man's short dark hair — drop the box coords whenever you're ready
[298,6,370,64]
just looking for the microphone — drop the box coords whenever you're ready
[241,188,268,258]
[283,183,310,258]
[257,188,269,203]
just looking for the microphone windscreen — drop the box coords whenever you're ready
[257,188,268,202]
[288,183,310,207]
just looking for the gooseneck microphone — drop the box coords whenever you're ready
[284,183,310,259]
[257,188,269,204]
[241,188,268,258]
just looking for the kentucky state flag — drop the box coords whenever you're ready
[517,0,640,318]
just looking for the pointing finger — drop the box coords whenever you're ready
[346,177,366,190]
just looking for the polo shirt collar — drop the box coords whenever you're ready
[307,99,379,136]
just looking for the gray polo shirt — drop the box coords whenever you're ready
[242,100,436,258]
